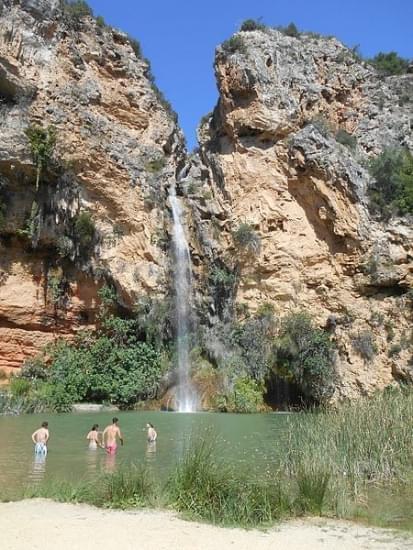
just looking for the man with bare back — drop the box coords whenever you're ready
[102,417,123,454]
[31,421,49,455]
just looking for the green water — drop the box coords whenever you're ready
[0,411,290,496]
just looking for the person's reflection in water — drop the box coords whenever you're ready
[29,451,47,484]
[145,441,157,462]
[104,451,117,473]
[86,444,99,475]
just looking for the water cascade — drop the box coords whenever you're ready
[169,178,198,412]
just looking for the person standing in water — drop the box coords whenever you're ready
[146,423,157,442]
[86,424,102,450]
[31,421,49,455]
[102,417,123,454]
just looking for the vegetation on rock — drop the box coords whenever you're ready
[25,125,56,189]
[239,19,267,32]
[232,223,261,256]
[370,52,410,76]
[128,36,142,58]
[351,330,377,362]
[277,22,300,37]
[221,35,247,55]
[214,377,265,413]
[74,211,96,256]
[273,312,337,404]
[335,128,357,150]
[62,0,93,19]
[368,148,413,218]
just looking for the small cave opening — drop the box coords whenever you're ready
[264,374,310,411]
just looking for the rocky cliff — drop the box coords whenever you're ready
[187,28,413,399]
[1,3,412,401]
[0,0,183,371]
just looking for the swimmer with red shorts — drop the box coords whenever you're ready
[102,417,123,454]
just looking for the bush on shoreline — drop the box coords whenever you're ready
[0,309,166,414]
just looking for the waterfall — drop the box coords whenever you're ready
[169,179,198,412]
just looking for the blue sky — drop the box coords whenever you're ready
[87,0,412,149]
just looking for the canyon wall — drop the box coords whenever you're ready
[1,2,412,400]
[186,29,413,399]
[0,0,182,371]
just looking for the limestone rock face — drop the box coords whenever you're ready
[0,0,182,371]
[191,29,413,399]
[1,5,412,401]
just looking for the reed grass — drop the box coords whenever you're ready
[167,437,291,526]
[24,465,158,510]
[282,388,413,484]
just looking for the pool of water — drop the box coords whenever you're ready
[0,411,291,496]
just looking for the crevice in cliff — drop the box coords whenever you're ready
[287,176,354,256]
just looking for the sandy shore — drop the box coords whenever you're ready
[0,500,411,550]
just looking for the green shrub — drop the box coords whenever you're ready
[150,83,177,120]
[232,377,265,413]
[273,312,337,403]
[239,19,266,32]
[45,323,164,410]
[25,125,56,189]
[128,36,142,58]
[0,388,50,415]
[256,302,275,319]
[95,15,105,28]
[134,296,173,349]
[56,235,74,258]
[351,330,377,362]
[309,115,332,138]
[370,311,384,327]
[98,284,117,308]
[20,358,49,381]
[74,211,95,255]
[10,377,31,397]
[62,0,92,21]
[368,148,413,217]
[278,22,300,37]
[231,314,275,381]
[232,223,261,256]
[47,272,66,305]
[335,129,357,150]
[145,157,166,173]
[370,52,409,76]
[221,35,247,55]
[17,201,40,243]
[210,266,236,288]
[2,309,166,413]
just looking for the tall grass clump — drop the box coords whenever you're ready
[167,437,289,526]
[282,388,413,484]
[24,465,158,509]
[93,466,158,508]
[294,466,330,515]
